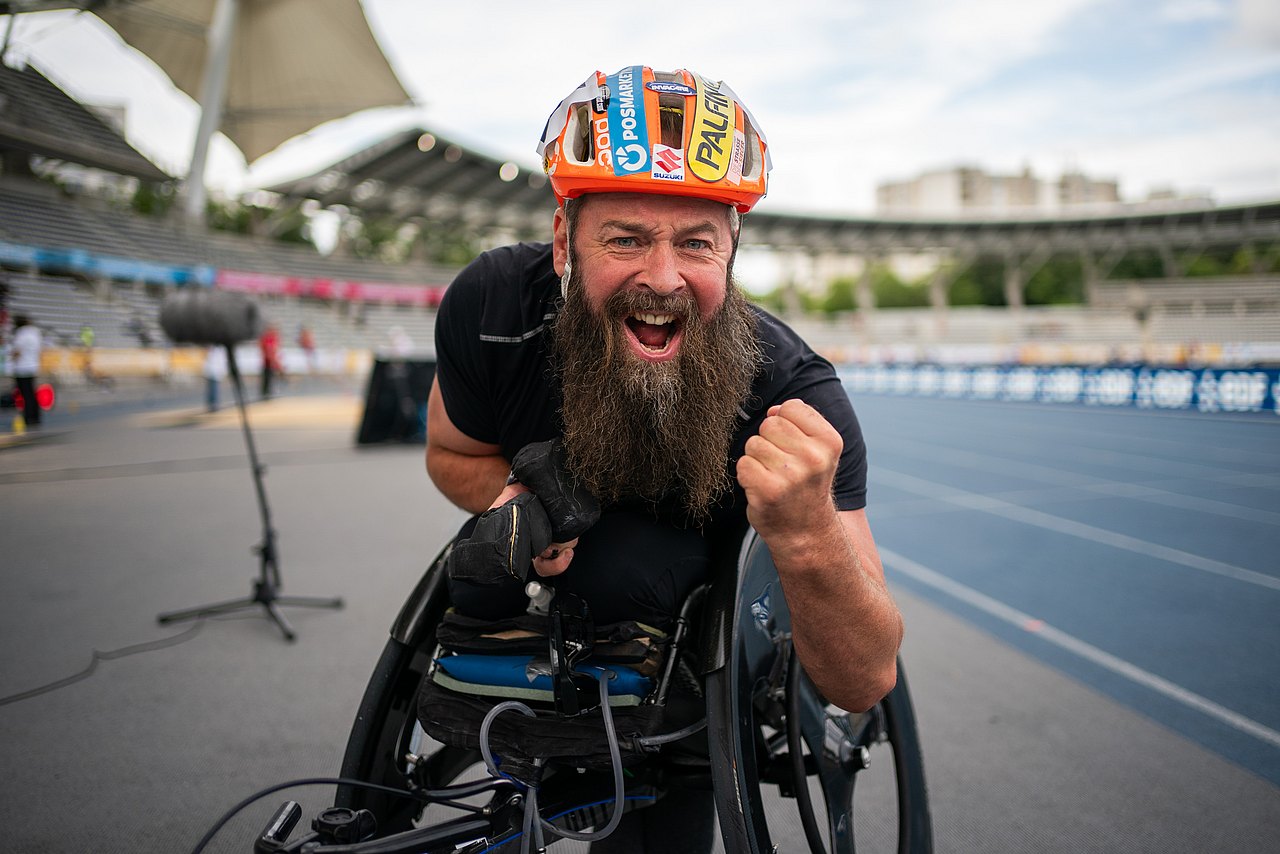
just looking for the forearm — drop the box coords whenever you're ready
[762,511,903,713]
[426,442,511,514]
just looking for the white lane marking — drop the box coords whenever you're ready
[881,547,1280,751]
[874,468,1280,592]
[875,435,1280,526]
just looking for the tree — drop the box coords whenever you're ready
[1025,256,1084,305]
[869,266,930,308]
[949,258,1006,306]
[130,182,176,217]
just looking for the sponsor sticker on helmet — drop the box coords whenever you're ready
[651,144,685,182]
[645,80,696,97]
[689,74,733,183]
[727,129,746,185]
[606,65,650,177]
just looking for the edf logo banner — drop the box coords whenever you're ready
[606,66,650,176]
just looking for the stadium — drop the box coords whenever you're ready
[1,38,1278,416]
[1,3,1278,854]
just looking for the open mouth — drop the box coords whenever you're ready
[622,311,684,361]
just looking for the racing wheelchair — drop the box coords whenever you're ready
[250,523,932,853]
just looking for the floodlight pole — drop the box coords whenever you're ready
[181,0,238,226]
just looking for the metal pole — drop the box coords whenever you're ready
[181,0,239,226]
[1,14,18,62]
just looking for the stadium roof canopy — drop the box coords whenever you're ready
[263,122,1280,263]
[88,0,412,164]
[0,61,170,182]
[1,0,413,165]
[266,126,557,238]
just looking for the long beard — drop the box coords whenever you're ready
[552,269,762,519]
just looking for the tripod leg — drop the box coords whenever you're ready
[264,601,298,642]
[158,596,263,625]
[274,595,345,609]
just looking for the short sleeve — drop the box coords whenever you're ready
[433,255,498,444]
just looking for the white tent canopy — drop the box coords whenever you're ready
[96,0,411,164]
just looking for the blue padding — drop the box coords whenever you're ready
[436,655,651,698]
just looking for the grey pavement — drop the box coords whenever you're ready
[0,396,1276,853]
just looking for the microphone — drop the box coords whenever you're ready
[159,290,262,346]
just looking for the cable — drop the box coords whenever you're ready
[476,673,628,851]
[0,620,205,707]
[479,700,535,786]
[535,672,626,843]
[188,776,424,854]
[635,717,707,747]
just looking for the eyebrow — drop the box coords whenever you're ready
[598,218,725,237]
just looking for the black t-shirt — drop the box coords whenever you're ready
[434,241,868,525]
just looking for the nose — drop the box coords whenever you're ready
[639,242,685,296]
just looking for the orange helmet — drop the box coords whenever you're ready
[537,66,771,213]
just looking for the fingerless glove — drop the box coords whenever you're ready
[446,491,552,587]
[510,439,600,542]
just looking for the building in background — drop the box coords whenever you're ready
[875,165,1210,217]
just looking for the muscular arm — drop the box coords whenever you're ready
[425,378,508,514]
[737,399,904,713]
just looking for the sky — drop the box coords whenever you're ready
[4,0,1279,217]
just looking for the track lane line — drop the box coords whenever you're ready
[874,436,1280,526]
[873,468,1280,591]
[880,546,1280,751]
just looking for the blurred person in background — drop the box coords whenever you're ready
[259,323,282,399]
[10,314,42,429]
[386,325,414,358]
[297,324,317,373]
[203,345,227,413]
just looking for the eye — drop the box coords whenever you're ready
[611,236,638,248]
[684,238,710,251]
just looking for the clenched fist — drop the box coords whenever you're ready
[736,399,844,541]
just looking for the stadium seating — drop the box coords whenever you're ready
[0,175,449,358]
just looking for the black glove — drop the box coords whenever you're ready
[446,492,552,587]
[510,439,600,542]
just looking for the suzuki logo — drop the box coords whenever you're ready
[654,148,683,174]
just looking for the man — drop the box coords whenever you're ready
[259,323,281,400]
[10,314,42,429]
[425,66,902,849]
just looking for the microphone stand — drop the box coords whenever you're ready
[158,343,343,641]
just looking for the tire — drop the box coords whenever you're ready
[335,553,482,835]
[706,532,933,853]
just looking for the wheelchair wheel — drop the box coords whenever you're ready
[335,548,483,834]
[705,532,932,853]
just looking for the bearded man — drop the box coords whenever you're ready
[425,67,902,853]
[426,67,902,720]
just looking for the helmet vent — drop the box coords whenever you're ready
[659,96,684,149]
[740,118,763,182]
[568,104,591,165]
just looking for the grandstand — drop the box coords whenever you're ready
[2,56,1277,389]
[0,59,455,372]
[0,174,452,357]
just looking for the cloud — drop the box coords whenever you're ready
[12,0,1278,213]
[1160,0,1229,24]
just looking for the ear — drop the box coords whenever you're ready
[552,206,569,277]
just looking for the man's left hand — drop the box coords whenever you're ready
[736,399,844,539]
[487,482,577,578]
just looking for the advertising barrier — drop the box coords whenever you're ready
[216,270,447,306]
[839,364,1280,416]
[0,240,214,286]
